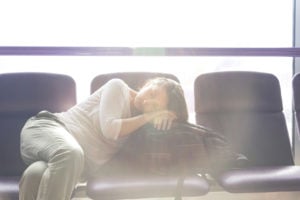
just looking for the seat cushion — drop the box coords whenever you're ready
[0,177,19,200]
[217,166,300,193]
[87,156,209,199]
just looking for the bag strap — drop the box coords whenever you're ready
[178,122,227,141]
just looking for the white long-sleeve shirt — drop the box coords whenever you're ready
[56,79,131,177]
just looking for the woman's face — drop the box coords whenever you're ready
[134,83,168,113]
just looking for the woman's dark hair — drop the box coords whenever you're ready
[145,77,189,123]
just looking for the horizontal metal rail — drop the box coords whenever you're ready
[0,47,300,57]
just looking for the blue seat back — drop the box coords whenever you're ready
[293,73,300,135]
[90,72,179,93]
[0,72,76,176]
[194,71,294,166]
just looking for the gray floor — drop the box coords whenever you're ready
[72,191,300,200]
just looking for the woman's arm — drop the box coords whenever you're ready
[99,79,176,140]
[118,110,176,137]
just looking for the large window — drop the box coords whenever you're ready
[0,1,295,141]
[0,0,293,47]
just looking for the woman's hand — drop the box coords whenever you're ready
[145,110,177,130]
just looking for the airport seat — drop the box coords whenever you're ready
[293,73,300,135]
[90,71,180,93]
[0,72,76,200]
[194,71,300,193]
[87,72,210,200]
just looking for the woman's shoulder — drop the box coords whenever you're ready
[105,78,128,90]
[106,78,127,85]
[90,79,128,96]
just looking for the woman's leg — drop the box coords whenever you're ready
[20,117,84,200]
[19,161,47,200]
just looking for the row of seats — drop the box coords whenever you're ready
[1,71,300,199]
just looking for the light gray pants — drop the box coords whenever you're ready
[19,113,84,200]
